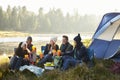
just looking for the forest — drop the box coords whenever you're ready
[0,6,101,33]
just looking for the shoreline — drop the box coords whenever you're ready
[0,31,92,55]
[0,31,94,38]
[0,31,30,38]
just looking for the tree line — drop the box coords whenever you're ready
[0,5,101,33]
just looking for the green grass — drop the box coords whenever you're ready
[0,59,120,80]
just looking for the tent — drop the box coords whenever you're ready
[89,13,120,60]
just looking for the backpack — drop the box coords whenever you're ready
[87,48,95,67]
[54,56,62,68]
[87,48,94,60]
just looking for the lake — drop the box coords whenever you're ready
[0,34,93,43]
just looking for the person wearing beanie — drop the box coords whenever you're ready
[61,34,90,70]
[74,34,83,49]
[50,37,57,43]
[45,36,59,55]
[37,37,59,66]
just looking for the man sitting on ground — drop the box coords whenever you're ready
[60,35,73,56]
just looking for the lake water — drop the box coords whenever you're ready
[0,34,93,43]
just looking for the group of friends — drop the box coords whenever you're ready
[10,34,90,72]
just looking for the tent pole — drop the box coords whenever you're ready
[112,24,120,40]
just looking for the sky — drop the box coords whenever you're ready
[0,0,120,15]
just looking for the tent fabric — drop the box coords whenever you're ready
[89,13,120,59]
[94,15,120,41]
[104,40,120,59]
[93,13,120,38]
[89,39,110,58]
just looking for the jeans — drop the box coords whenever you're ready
[21,59,30,66]
[62,58,77,70]
[38,54,53,65]
[10,56,23,70]
[61,56,81,70]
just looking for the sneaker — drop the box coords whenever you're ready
[10,69,15,73]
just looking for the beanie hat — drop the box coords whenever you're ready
[50,37,57,43]
[74,34,83,49]
[74,33,81,42]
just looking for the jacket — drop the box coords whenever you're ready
[60,42,73,56]
[44,44,59,55]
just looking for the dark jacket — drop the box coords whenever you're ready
[74,46,89,63]
[15,48,28,58]
[60,42,73,56]
[15,42,28,58]
[27,44,33,51]
[73,33,90,63]
[44,44,59,55]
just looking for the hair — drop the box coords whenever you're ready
[18,42,23,49]
[27,36,32,41]
[15,42,23,55]
[48,44,57,51]
[63,35,68,41]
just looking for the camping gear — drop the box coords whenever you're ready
[44,62,55,70]
[19,65,44,77]
[87,49,94,60]
[54,56,62,68]
[41,46,46,53]
[89,13,120,60]
[87,48,95,67]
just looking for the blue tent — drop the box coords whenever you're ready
[89,13,120,60]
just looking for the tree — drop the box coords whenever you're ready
[10,6,18,30]
[0,5,101,33]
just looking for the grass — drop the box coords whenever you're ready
[0,52,120,80]
[1,59,120,80]
[39,59,120,80]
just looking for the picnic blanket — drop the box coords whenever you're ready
[19,65,44,76]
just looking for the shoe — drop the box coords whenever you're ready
[10,69,15,73]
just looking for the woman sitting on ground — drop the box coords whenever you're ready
[61,34,90,70]
[37,37,59,66]
[10,42,31,72]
